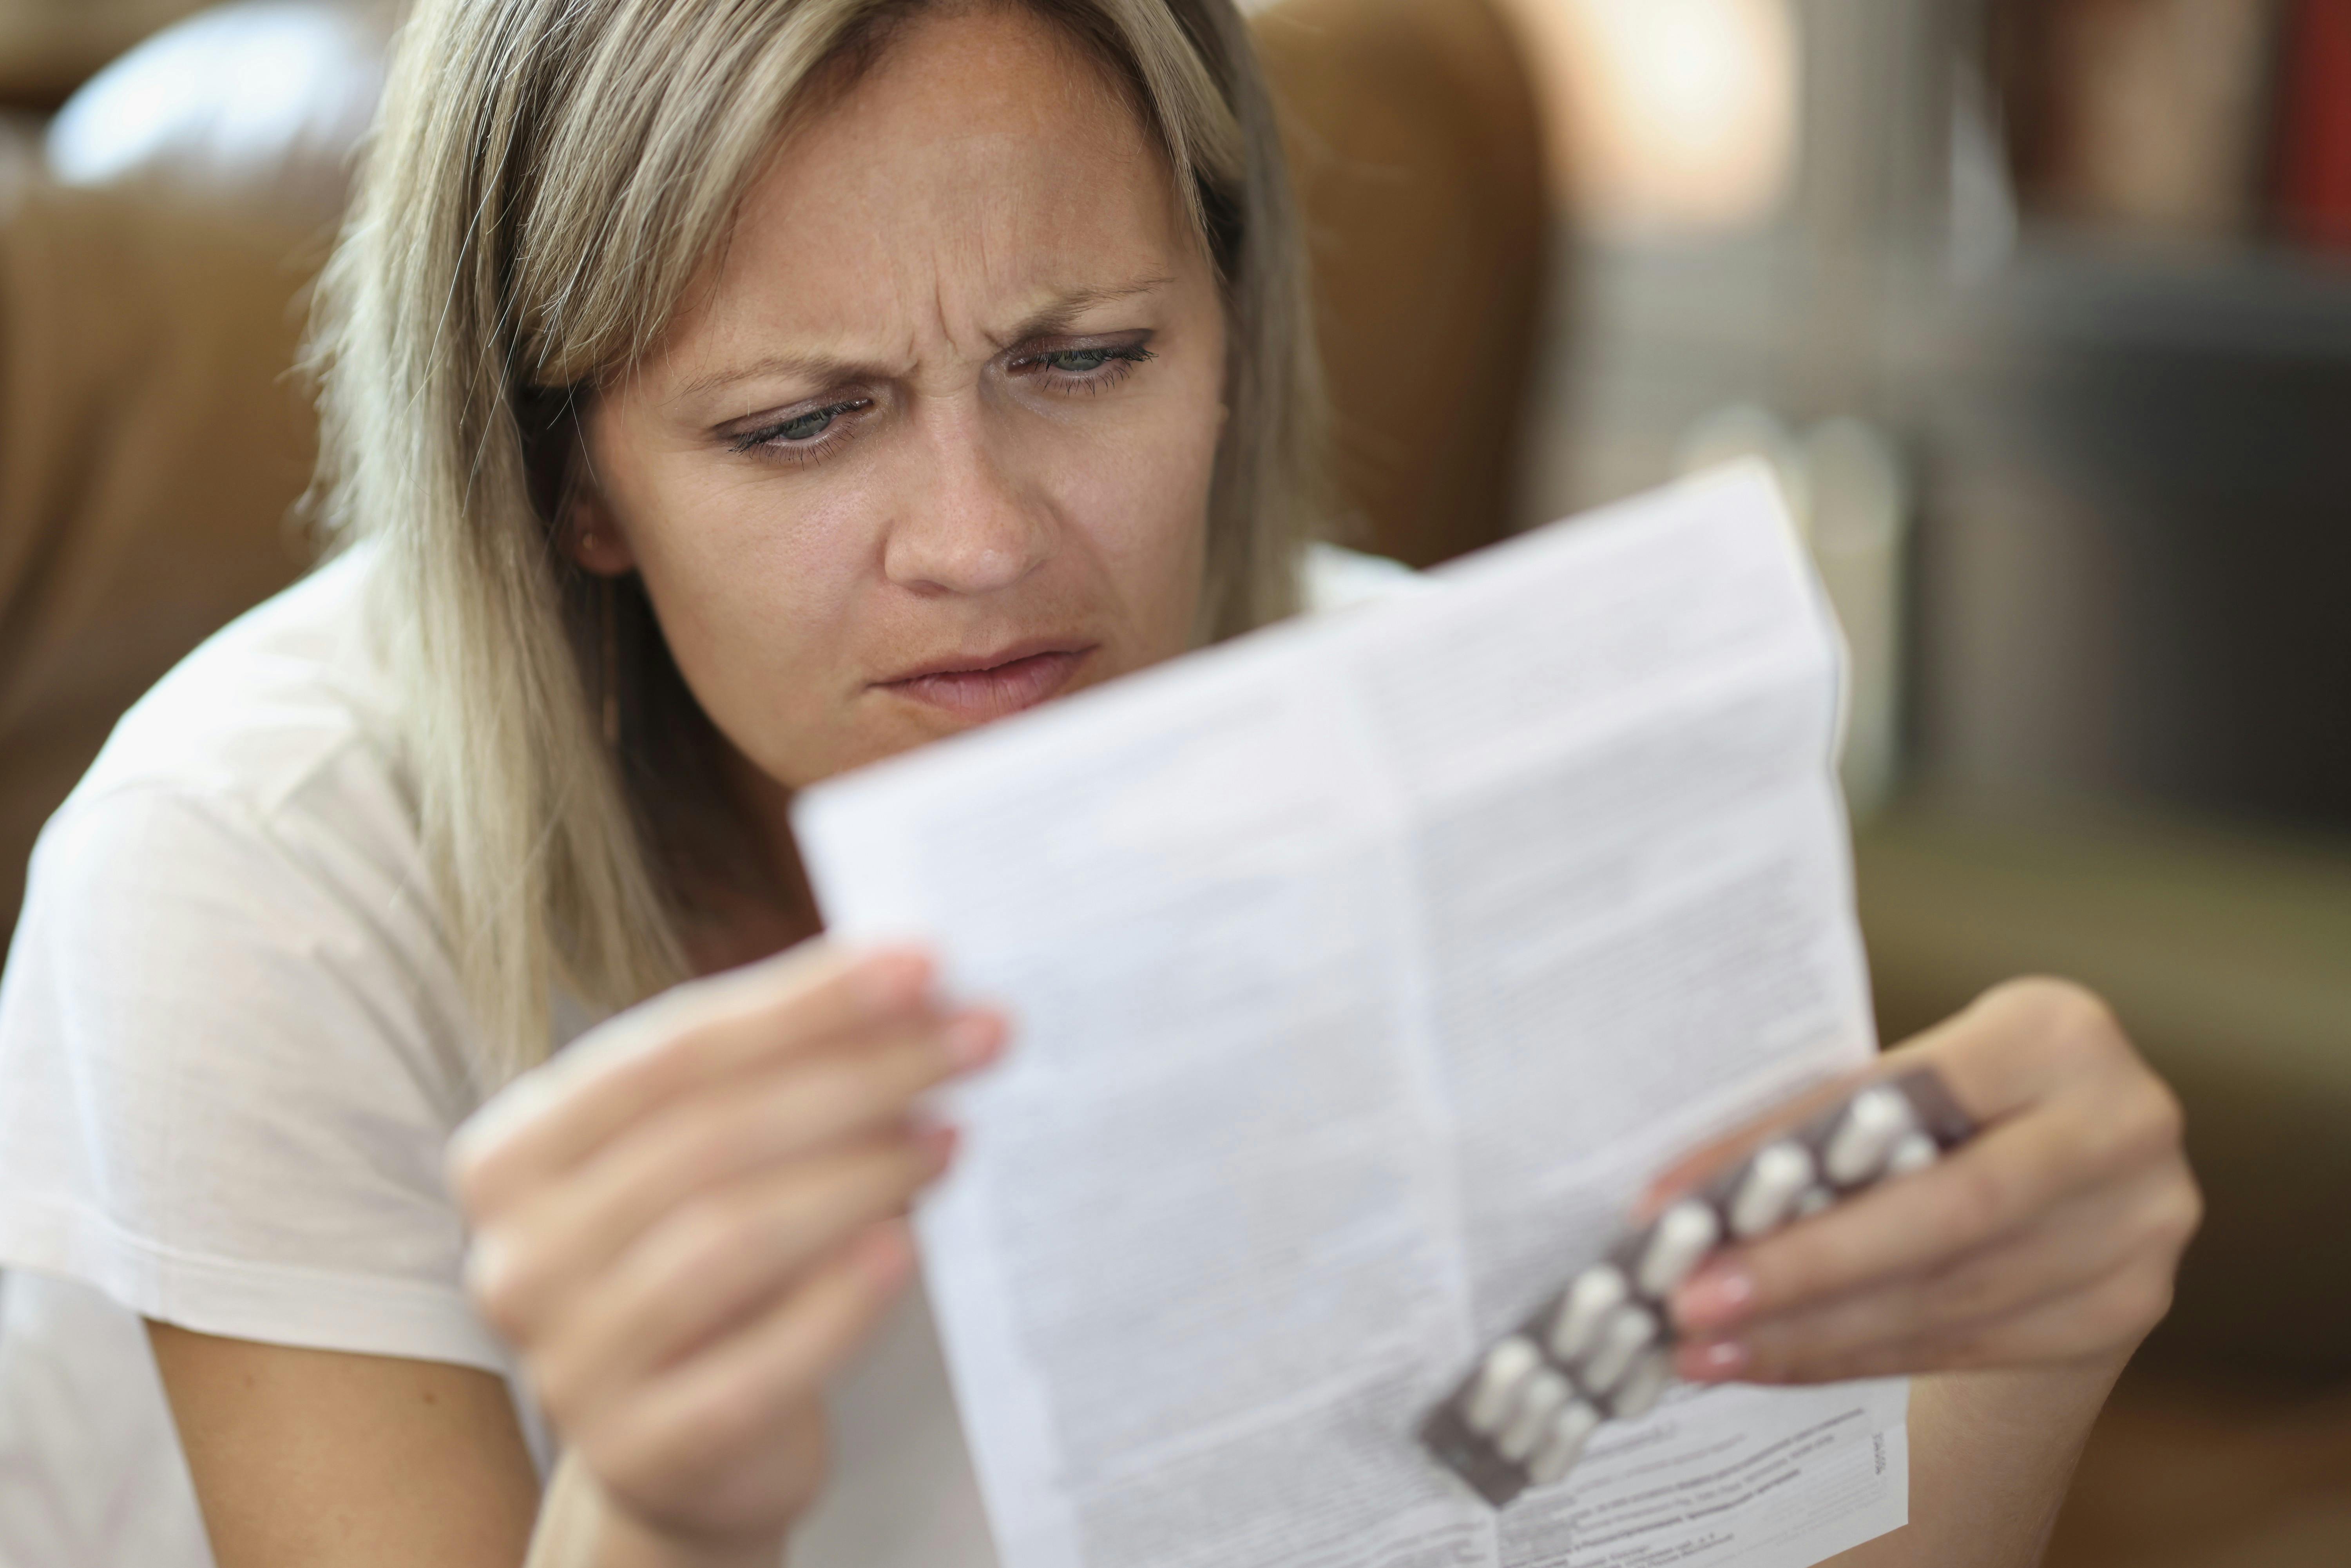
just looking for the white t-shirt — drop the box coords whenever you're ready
[0,537,1423,1568]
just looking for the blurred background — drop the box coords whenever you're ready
[1,0,2345,1563]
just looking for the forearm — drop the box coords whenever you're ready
[527,1453,784,1568]
[1831,1352,2127,1568]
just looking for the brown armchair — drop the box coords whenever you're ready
[0,149,317,938]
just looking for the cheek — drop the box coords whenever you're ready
[1047,373,1223,637]
[643,471,873,624]
[615,463,880,755]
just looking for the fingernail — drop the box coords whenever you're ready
[1677,1340,1749,1382]
[1673,1263,1757,1332]
[942,1012,1004,1070]
[853,1221,916,1291]
[854,951,931,1013]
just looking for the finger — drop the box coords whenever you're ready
[1639,978,2132,1218]
[1670,1008,2182,1333]
[1675,1170,2189,1383]
[526,1130,953,1414]
[469,1010,1002,1331]
[1638,1069,1874,1217]
[1899,978,2140,1126]
[451,943,936,1211]
[1684,1254,2179,1385]
[580,1221,916,1496]
[1670,1085,2146,1334]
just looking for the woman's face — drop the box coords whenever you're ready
[568,2,1227,796]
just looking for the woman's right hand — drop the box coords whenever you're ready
[447,943,1003,1563]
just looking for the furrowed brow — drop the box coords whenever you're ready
[675,350,886,404]
[997,276,1175,345]
[675,275,1176,403]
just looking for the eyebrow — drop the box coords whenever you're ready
[673,275,1176,404]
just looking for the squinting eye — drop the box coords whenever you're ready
[1016,343,1153,382]
[730,397,873,456]
[774,407,839,441]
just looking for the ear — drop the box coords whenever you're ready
[558,478,639,576]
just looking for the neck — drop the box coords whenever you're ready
[676,741,824,978]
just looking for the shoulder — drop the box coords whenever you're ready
[62,541,404,827]
[0,547,509,1368]
[3,537,479,1112]
[1300,541,1433,616]
[10,538,475,1112]
[28,543,439,992]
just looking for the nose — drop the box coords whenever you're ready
[880,398,1054,596]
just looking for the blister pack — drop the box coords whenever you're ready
[1418,1068,1978,1506]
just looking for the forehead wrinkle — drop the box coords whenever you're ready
[661,19,1192,406]
[993,276,1177,344]
[922,206,1004,360]
[662,234,1183,412]
[672,349,886,402]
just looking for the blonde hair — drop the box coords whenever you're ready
[310,0,1322,1082]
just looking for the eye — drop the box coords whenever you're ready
[1009,339,1156,390]
[728,397,873,458]
[773,406,840,441]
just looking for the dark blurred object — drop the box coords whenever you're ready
[1914,239,2351,834]
[1253,0,1547,567]
[0,0,1550,942]
[2276,0,2351,250]
[2043,1371,2351,1567]
[1989,0,2281,240]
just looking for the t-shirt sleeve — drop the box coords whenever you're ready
[0,778,511,1374]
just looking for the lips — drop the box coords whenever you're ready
[876,642,1095,722]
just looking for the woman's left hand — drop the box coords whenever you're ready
[1650,977,2201,1387]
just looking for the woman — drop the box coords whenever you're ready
[0,0,2197,1564]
